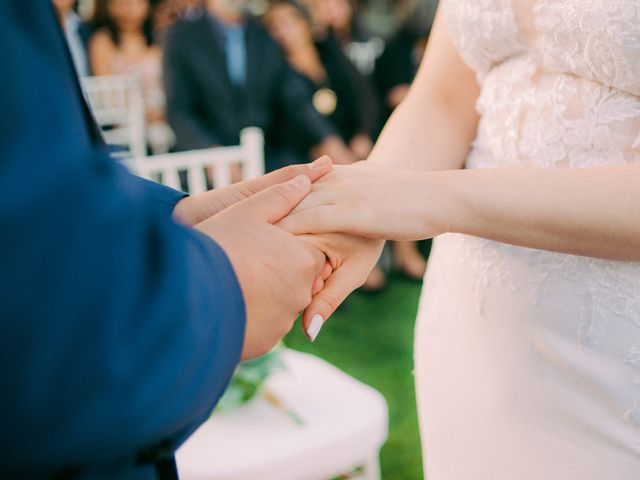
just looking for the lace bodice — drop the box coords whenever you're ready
[413,1,640,465]
[443,0,640,170]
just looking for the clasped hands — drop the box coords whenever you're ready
[174,157,442,360]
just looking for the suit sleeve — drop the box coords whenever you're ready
[0,3,244,475]
[134,175,188,216]
[163,23,220,150]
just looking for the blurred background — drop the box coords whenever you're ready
[53,0,438,477]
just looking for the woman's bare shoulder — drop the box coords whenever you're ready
[89,29,118,75]
[89,29,116,50]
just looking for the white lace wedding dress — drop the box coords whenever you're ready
[414,1,640,478]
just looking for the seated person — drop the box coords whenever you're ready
[163,0,356,173]
[89,0,174,153]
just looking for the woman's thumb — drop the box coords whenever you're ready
[302,268,357,341]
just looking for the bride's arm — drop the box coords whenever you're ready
[367,8,480,172]
[432,164,640,261]
[289,162,640,339]
[284,159,640,340]
[285,161,640,261]
[360,6,640,260]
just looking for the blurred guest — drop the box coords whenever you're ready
[264,0,376,160]
[153,0,202,39]
[372,10,432,282]
[163,0,356,172]
[52,0,92,77]
[301,0,369,44]
[90,0,174,152]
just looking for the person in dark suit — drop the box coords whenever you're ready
[52,0,93,76]
[163,0,357,172]
[0,3,334,479]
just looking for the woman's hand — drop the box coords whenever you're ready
[193,175,330,359]
[279,162,449,241]
[173,156,333,226]
[298,233,385,341]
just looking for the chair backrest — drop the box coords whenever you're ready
[81,74,147,158]
[344,38,385,76]
[125,128,265,194]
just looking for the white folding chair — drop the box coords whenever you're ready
[177,349,389,480]
[124,128,265,194]
[81,74,147,159]
[344,38,385,76]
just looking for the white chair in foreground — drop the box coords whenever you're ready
[176,349,388,480]
[125,128,264,194]
[81,74,147,158]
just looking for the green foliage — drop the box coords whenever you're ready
[215,348,286,412]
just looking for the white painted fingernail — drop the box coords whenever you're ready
[307,314,324,342]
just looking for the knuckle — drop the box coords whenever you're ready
[301,248,321,271]
[273,183,295,203]
[319,290,341,313]
[295,291,312,313]
[310,248,325,270]
[282,164,298,178]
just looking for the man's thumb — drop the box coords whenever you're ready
[240,175,312,224]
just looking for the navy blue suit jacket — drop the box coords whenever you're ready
[0,3,246,479]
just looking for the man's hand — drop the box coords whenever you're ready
[195,175,327,360]
[298,234,385,341]
[172,156,333,226]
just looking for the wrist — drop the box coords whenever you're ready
[416,170,462,238]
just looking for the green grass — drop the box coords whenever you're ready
[285,273,424,480]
